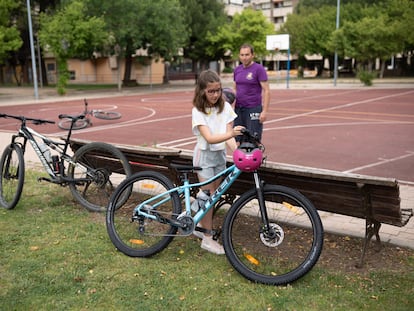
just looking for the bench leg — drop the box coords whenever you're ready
[214,193,236,215]
[356,219,382,268]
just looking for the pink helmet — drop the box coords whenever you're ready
[233,143,263,172]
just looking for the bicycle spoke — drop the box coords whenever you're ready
[106,171,181,257]
[69,142,131,212]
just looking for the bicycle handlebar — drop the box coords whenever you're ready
[240,128,262,145]
[0,113,55,125]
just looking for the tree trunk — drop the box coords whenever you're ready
[123,55,132,83]
[379,60,386,79]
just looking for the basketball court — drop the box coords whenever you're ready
[0,85,413,184]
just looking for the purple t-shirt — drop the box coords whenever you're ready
[234,62,268,108]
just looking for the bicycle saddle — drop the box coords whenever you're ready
[58,114,86,121]
[170,163,202,173]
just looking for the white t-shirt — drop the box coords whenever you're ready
[192,102,237,151]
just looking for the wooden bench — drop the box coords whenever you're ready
[70,138,413,267]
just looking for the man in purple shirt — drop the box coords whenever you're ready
[233,43,270,141]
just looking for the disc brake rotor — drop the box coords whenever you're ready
[260,223,284,247]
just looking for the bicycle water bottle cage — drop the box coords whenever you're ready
[233,142,263,172]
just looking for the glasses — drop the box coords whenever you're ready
[206,88,222,95]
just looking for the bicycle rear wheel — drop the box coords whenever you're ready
[222,185,323,285]
[106,171,181,257]
[58,118,89,130]
[94,111,121,120]
[0,144,25,209]
[68,142,132,212]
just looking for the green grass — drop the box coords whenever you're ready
[1,170,413,310]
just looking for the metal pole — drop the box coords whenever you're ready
[287,48,290,89]
[333,0,340,87]
[37,38,43,88]
[26,0,39,99]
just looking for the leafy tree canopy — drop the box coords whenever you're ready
[39,0,107,60]
[0,0,23,63]
[207,8,275,60]
[178,0,228,65]
[85,0,188,61]
[38,0,108,94]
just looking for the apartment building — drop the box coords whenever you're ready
[223,0,299,30]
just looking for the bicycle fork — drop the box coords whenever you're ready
[253,172,272,234]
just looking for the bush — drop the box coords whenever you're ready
[222,67,233,74]
[357,70,376,86]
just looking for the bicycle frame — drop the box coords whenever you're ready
[20,130,57,175]
[11,120,86,182]
[134,164,244,225]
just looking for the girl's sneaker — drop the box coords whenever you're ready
[201,236,225,255]
[192,230,204,239]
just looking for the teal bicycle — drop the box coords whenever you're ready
[106,129,324,285]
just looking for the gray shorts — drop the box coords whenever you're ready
[193,148,226,180]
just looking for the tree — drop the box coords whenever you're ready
[178,0,228,71]
[0,0,23,83]
[85,0,188,85]
[329,0,414,77]
[39,0,107,94]
[207,8,275,61]
[280,6,337,74]
[0,0,22,62]
[386,0,414,75]
[332,15,394,71]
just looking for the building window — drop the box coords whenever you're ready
[274,16,284,24]
[47,63,55,72]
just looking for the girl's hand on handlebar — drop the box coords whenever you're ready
[233,126,245,137]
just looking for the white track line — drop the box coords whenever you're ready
[343,151,414,173]
[264,89,414,125]
[157,136,196,148]
[265,120,413,131]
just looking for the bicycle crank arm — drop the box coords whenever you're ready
[38,176,63,184]
[59,176,90,186]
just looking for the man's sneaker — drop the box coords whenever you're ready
[201,236,225,255]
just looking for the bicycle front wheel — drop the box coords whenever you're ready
[68,142,131,212]
[0,144,25,209]
[222,185,324,285]
[94,111,121,120]
[58,118,89,130]
[106,171,181,257]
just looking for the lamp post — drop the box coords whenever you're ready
[26,0,39,99]
[333,0,340,86]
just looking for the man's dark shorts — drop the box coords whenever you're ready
[234,105,263,142]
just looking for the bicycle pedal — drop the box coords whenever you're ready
[212,229,222,240]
